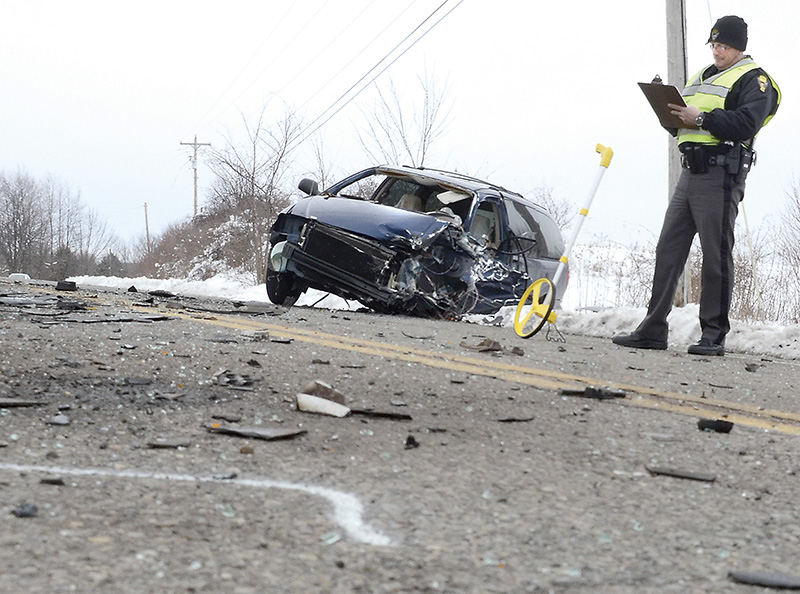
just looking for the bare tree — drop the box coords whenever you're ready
[358,71,450,167]
[0,172,46,274]
[528,186,575,232]
[206,108,301,282]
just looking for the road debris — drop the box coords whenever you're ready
[55,280,77,291]
[404,435,420,449]
[744,363,763,373]
[296,393,351,417]
[560,386,626,400]
[729,569,800,589]
[0,398,44,408]
[497,416,535,423]
[47,414,70,426]
[645,465,716,483]
[301,380,346,405]
[146,438,193,449]
[11,503,38,518]
[460,338,503,352]
[212,369,257,390]
[206,423,306,441]
[351,409,413,421]
[697,418,734,433]
[402,331,435,340]
[40,477,65,486]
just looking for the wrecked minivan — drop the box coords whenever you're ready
[266,165,566,318]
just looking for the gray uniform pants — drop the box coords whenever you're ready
[635,165,745,345]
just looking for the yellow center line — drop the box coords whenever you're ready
[23,286,800,436]
[153,307,800,435]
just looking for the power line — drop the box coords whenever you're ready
[291,0,464,151]
[295,0,451,144]
[295,0,421,114]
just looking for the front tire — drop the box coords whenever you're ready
[266,268,300,307]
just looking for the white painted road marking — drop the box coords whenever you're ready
[0,463,392,546]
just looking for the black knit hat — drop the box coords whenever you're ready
[708,15,748,50]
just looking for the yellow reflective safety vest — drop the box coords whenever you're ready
[677,57,781,147]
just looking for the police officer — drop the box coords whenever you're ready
[613,15,780,356]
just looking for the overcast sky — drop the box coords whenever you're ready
[1,1,795,251]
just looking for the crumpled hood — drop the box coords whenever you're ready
[288,196,450,245]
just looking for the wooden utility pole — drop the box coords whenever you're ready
[180,134,211,217]
[666,0,689,305]
[144,202,151,253]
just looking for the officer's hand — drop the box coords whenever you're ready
[668,104,702,127]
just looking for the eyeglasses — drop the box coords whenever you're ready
[710,42,731,52]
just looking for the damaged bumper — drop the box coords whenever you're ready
[270,214,482,317]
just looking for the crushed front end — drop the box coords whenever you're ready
[268,210,479,318]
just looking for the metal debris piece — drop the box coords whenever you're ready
[341,363,365,369]
[560,386,626,400]
[645,465,716,483]
[246,359,262,368]
[698,418,734,433]
[404,435,420,449]
[207,424,306,441]
[47,414,70,426]
[744,363,762,373]
[311,359,331,365]
[729,570,800,589]
[55,280,78,291]
[270,337,293,344]
[296,393,351,417]
[146,438,192,449]
[350,408,412,421]
[302,380,346,405]
[148,289,176,298]
[460,338,503,352]
[11,503,38,518]
[497,416,535,423]
[0,398,44,408]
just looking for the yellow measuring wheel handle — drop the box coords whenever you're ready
[596,143,614,168]
[513,278,557,338]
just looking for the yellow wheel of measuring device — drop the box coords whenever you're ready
[513,278,556,339]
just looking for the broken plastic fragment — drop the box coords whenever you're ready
[296,393,351,417]
[301,380,346,405]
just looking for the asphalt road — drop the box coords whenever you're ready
[2,278,800,593]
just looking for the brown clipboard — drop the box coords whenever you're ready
[638,82,686,128]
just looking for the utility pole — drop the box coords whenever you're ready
[144,202,151,253]
[666,0,689,305]
[180,134,211,217]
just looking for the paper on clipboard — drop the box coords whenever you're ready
[638,82,686,128]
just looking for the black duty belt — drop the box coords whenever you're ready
[681,153,727,169]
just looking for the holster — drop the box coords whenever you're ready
[685,145,708,174]
[724,144,755,183]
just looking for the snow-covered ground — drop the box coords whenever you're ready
[68,272,800,360]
